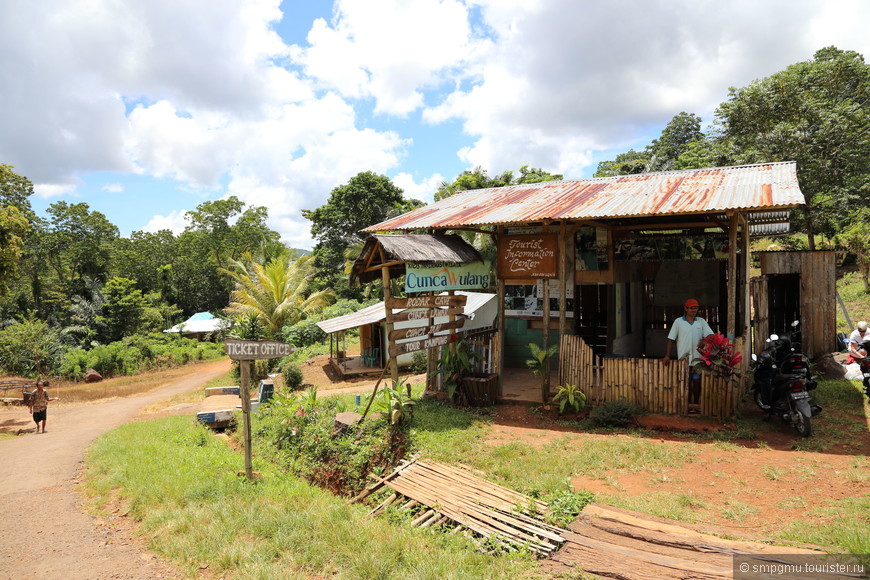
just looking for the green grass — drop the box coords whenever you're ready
[85,416,539,579]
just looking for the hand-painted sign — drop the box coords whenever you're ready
[389,334,454,356]
[386,307,464,323]
[497,234,558,278]
[225,339,294,360]
[388,295,467,309]
[405,261,490,292]
[388,319,465,341]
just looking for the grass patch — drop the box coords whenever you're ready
[761,465,785,481]
[777,494,870,565]
[600,492,702,522]
[85,416,537,579]
[720,500,759,521]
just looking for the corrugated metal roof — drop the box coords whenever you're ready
[363,162,805,232]
[316,291,496,334]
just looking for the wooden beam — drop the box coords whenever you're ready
[727,212,738,338]
[497,225,506,399]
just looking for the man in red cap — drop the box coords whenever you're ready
[664,298,713,413]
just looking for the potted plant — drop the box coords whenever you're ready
[436,339,497,406]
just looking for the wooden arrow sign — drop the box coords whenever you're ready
[387,307,464,323]
[388,319,465,341]
[387,295,467,309]
[389,334,454,357]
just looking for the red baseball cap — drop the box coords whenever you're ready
[684,299,699,308]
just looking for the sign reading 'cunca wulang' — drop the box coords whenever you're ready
[497,234,558,278]
[225,339,294,360]
[404,261,490,293]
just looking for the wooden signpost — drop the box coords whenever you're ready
[386,307,464,323]
[225,339,294,480]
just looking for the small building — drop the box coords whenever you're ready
[359,162,832,417]
[163,312,229,341]
[317,290,498,378]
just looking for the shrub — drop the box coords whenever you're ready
[408,350,428,374]
[0,318,65,377]
[283,318,327,348]
[552,384,587,415]
[283,362,304,391]
[588,400,638,428]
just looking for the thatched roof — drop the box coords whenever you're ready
[349,234,483,286]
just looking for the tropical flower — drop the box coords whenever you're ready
[696,333,743,379]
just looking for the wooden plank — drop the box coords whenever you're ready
[387,295,468,309]
[388,319,465,341]
[389,334,453,357]
[387,307,464,323]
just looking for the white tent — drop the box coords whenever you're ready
[164,312,229,337]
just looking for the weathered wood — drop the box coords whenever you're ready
[387,295,468,309]
[386,307,464,323]
[388,319,464,341]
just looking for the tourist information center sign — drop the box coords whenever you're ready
[405,261,491,293]
[497,234,558,278]
[225,339,294,360]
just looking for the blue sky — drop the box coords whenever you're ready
[1,0,869,248]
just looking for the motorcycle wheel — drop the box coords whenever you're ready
[753,389,766,410]
[792,409,812,438]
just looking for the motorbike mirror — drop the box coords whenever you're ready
[751,353,757,361]
[769,334,779,341]
[792,320,800,327]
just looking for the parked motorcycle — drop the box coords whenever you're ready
[751,321,820,437]
[857,339,870,401]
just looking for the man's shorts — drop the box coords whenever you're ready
[33,409,46,423]
[690,362,705,380]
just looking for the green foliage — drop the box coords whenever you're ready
[281,361,304,391]
[261,394,407,496]
[0,318,64,377]
[435,165,562,200]
[836,209,870,292]
[283,317,327,348]
[223,252,335,338]
[545,488,596,527]
[97,277,148,342]
[715,46,870,242]
[408,349,428,374]
[372,380,416,425]
[57,333,223,380]
[588,400,638,428]
[552,383,588,415]
[526,342,558,377]
[0,204,29,292]
[435,340,480,399]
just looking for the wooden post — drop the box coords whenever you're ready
[542,222,551,403]
[497,225,505,398]
[381,264,401,392]
[727,212,738,338]
[240,360,253,480]
[559,221,567,387]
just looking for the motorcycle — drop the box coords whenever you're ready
[750,321,820,437]
[857,339,870,401]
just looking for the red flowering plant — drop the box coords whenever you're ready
[696,333,743,380]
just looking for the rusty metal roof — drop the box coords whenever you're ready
[363,162,805,232]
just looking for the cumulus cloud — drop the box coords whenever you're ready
[141,209,190,235]
[102,183,124,193]
[392,172,444,204]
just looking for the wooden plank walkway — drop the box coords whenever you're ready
[547,503,857,579]
[351,458,568,557]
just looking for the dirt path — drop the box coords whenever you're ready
[0,359,231,580]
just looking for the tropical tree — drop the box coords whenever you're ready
[222,253,336,338]
[714,46,870,246]
[0,205,29,292]
[435,165,562,200]
[304,171,420,297]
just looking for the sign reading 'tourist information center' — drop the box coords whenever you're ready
[225,339,294,360]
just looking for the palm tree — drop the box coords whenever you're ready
[222,253,335,338]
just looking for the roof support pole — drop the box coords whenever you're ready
[496,226,506,399]
[739,211,751,356]
[727,212,738,338]
[381,259,401,393]
[542,222,551,403]
[559,221,568,388]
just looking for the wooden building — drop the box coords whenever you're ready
[358,162,831,417]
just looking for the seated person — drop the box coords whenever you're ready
[847,321,870,363]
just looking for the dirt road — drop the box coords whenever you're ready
[0,359,231,580]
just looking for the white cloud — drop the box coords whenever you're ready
[33,183,77,199]
[292,0,483,116]
[141,210,190,235]
[102,182,124,193]
[392,172,444,204]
